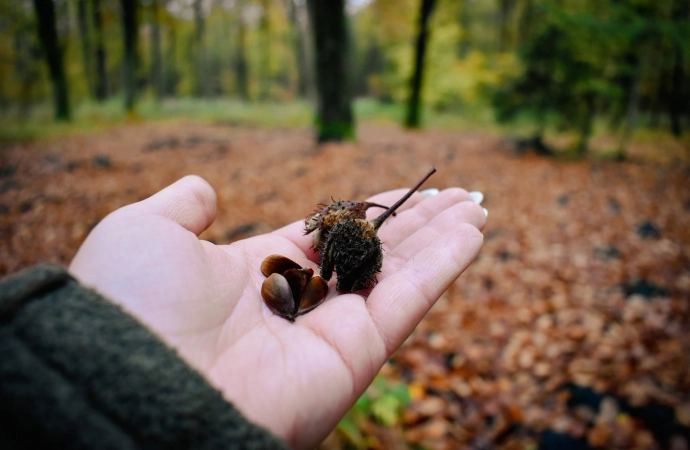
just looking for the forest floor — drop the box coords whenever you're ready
[1,121,689,449]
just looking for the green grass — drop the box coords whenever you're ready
[0,96,506,144]
[353,97,501,131]
[1,97,687,164]
[0,97,314,144]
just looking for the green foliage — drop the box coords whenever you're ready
[335,377,411,449]
[353,0,521,116]
[0,0,687,146]
[490,0,689,154]
[0,0,300,114]
[0,0,49,111]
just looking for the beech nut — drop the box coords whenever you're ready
[284,267,314,307]
[298,276,328,315]
[260,255,328,321]
[261,254,302,277]
[261,273,296,321]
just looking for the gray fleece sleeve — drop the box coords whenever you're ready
[0,264,290,450]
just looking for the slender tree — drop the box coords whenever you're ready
[404,0,436,129]
[120,0,138,113]
[32,0,70,120]
[306,0,354,142]
[616,57,642,160]
[92,0,108,100]
[165,25,178,95]
[14,22,43,117]
[284,0,314,100]
[235,0,250,100]
[258,0,272,101]
[76,0,95,98]
[192,0,206,96]
[149,0,164,101]
[669,0,688,136]
[517,0,534,46]
[497,0,516,51]
[574,93,596,156]
[457,0,471,58]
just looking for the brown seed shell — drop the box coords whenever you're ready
[261,273,296,321]
[261,254,302,277]
[297,276,328,316]
[283,268,314,315]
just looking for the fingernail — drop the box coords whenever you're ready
[482,208,488,217]
[469,191,484,205]
[420,188,439,198]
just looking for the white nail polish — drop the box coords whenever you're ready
[469,191,484,205]
[420,188,439,198]
[482,208,488,217]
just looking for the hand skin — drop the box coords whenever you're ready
[70,175,486,449]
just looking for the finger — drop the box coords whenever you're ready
[128,175,217,236]
[363,188,426,220]
[367,223,483,354]
[270,220,320,262]
[376,188,477,249]
[385,199,486,263]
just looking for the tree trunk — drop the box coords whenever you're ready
[669,0,689,136]
[14,24,42,118]
[76,0,94,99]
[165,25,177,95]
[258,0,271,101]
[497,0,516,52]
[284,0,314,101]
[670,46,685,137]
[575,93,595,156]
[457,0,470,58]
[617,56,642,160]
[149,0,163,101]
[306,0,354,142]
[92,0,109,100]
[32,0,70,121]
[120,0,138,113]
[235,9,249,100]
[404,0,436,129]
[609,50,638,130]
[518,0,534,46]
[649,70,668,129]
[193,0,205,97]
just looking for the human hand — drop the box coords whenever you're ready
[69,175,486,449]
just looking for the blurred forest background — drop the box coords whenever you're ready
[1,0,689,153]
[1,0,690,449]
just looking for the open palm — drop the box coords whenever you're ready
[69,175,485,449]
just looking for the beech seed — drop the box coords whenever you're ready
[261,273,296,321]
[283,268,314,316]
[261,254,302,277]
[297,276,328,316]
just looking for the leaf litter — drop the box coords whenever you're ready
[0,121,688,449]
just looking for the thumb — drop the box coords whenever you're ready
[129,175,217,236]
